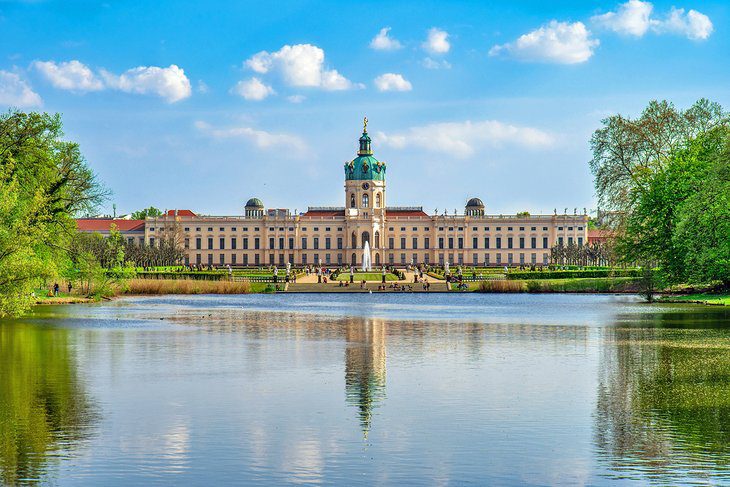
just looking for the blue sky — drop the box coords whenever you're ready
[0,0,727,216]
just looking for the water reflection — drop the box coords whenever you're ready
[344,319,387,437]
[0,322,97,485]
[595,314,730,483]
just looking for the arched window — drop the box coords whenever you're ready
[361,231,370,247]
[351,232,357,249]
[350,193,356,208]
[374,231,380,249]
[351,253,357,265]
[362,193,369,208]
[375,192,381,208]
[375,253,381,265]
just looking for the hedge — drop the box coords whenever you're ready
[507,269,641,280]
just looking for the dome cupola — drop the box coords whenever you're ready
[465,197,485,216]
[345,117,386,181]
[244,197,264,218]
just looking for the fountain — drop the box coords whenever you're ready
[362,241,372,272]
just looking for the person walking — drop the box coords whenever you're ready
[53,282,59,296]
[67,282,72,294]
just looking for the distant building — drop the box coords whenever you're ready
[80,119,588,267]
[76,219,145,245]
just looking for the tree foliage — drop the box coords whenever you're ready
[130,206,162,220]
[0,111,106,316]
[590,100,730,287]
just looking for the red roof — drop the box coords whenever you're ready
[387,209,429,217]
[588,229,614,242]
[166,209,196,217]
[76,219,145,232]
[302,210,345,217]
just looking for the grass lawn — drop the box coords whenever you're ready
[662,293,730,306]
[335,272,397,281]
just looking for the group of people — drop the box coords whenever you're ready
[48,282,72,297]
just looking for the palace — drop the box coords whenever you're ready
[78,119,589,267]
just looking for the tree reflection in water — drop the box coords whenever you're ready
[595,309,730,483]
[0,322,97,485]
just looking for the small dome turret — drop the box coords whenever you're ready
[465,197,485,216]
[245,197,264,218]
[345,116,386,181]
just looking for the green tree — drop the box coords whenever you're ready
[0,111,106,317]
[131,206,162,220]
[673,148,730,285]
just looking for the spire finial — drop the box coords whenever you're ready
[363,116,368,133]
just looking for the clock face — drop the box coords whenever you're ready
[362,183,370,190]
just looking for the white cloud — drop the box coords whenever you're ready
[591,0,653,37]
[489,21,599,64]
[231,77,275,101]
[101,64,191,102]
[374,73,412,92]
[195,121,306,151]
[0,71,42,107]
[287,94,305,103]
[422,28,450,54]
[244,44,359,90]
[592,1,713,40]
[421,57,451,70]
[32,60,104,91]
[197,80,209,94]
[657,7,713,40]
[377,120,553,158]
[370,27,402,50]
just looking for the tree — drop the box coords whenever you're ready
[131,206,162,220]
[673,147,730,285]
[0,110,106,316]
[589,99,726,228]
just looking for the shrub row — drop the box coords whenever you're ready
[507,269,640,280]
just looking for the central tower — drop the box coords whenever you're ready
[344,117,387,265]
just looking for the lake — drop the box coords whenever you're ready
[1,294,729,486]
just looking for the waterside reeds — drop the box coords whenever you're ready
[123,278,252,295]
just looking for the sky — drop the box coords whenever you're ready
[0,0,727,217]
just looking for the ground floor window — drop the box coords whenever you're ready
[519,253,525,264]
[439,253,444,265]
[255,254,260,265]
[448,253,454,264]
[243,254,248,265]
[424,254,429,264]
[302,254,308,265]
[473,253,478,265]
[288,254,294,264]
[389,253,394,264]
[508,253,513,264]
[458,253,463,264]
[314,253,319,265]
[325,253,331,264]
[400,253,406,264]
[185,256,190,265]
[232,254,237,265]
[337,253,342,265]
[220,254,225,265]
[484,253,490,265]
[269,254,274,265]
[543,253,549,264]
[531,253,536,264]
[279,253,285,266]
[412,253,418,265]
[196,254,201,264]
[496,253,502,264]
[208,253,213,265]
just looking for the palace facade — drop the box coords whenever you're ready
[79,120,589,267]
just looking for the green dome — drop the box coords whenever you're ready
[345,119,386,181]
[245,197,264,208]
[345,155,386,181]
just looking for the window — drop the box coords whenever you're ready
[543,227,548,231]
[448,237,454,249]
[220,254,225,265]
[302,254,307,264]
[325,237,331,250]
[313,227,319,232]
[350,193,356,208]
[400,237,406,249]
[519,227,524,231]
[243,254,248,265]
[208,253,213,264]
[531,237,536,249]
[325,227,330,232]
[301,237,307,250]
[207,237,213,250]
[279,237,284,250]
[578,237,583,247]
[412,237,418,249]
[389,237,394,249]
[543,237,548,248]
[243,227,248,232]
[558,237,564,246]
[401,227,406,231]
[289,237,294,250]
[472,227,477,231]
[243,238,249,250]
[484,237,490,249]
[232,254,237,265]
[362,193,369,208]
[578,226,584,231]
[519,237,525,249]
[196,237,201,250]
[313,237,319,250]
[220,237,225,250]
[508,237,513,249]
[149,237,155,247]
[485,253,490,265]
[424,237,430,249]
[531,227,536,231]
[196,227,201,232]
[208,227,213,232]
[375,193,381,207]
[496,253,502,264]
[496,227,501,231]
[337,237,343,250]
[220,227,225,232]
[568,227,573,231]
[568,237,574,245]
[184,227,190,232]
[457,237,463,249]
[508,227,513,231]
[438,237,444,249]
[269,237,275,249]
[149,228,155,232]
[232,238,237,249]
[496,237,502,249]
[473,237,478,249]
[232,228,237,232]
[254,238,260,250]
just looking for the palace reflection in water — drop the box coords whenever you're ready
[1,296,729,485]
